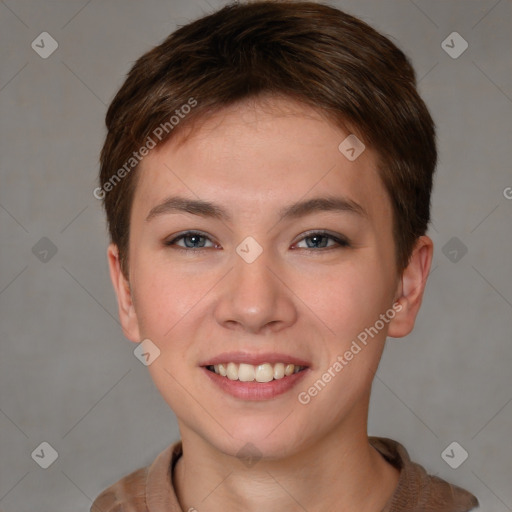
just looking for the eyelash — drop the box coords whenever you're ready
[164,230,350,252]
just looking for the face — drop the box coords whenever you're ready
[108,97,430,459]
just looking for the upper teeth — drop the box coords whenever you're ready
[211,362,304,382]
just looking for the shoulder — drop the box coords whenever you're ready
[90,442,181,512]
[370,437,479,512]
[423,473,480,512]
[90,466,149,512]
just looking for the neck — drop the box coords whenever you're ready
[173,404,399,512]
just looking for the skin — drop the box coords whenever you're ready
[108,96,433,512]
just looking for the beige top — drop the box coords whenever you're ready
[91,437,479,512]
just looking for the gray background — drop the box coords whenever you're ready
[1,0,511,510]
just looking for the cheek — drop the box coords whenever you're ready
[304,260,392,342]
[130,262,204,405]
[301,263,393,409]
[130,255,206,344]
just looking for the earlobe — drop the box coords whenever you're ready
[107,243,141,343]
[387,236,433,339]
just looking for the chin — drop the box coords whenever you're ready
[205,417,306,461]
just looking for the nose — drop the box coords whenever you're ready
[213,246,297,335]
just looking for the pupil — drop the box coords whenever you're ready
[186,235,203,248]
[308,235,326,248]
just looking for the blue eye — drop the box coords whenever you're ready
[294,231,350,250]
[165,231,216,249]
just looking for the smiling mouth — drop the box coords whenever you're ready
[205,362,307,382]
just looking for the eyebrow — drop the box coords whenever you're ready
[145,194,367,223]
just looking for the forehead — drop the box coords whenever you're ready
[133,97,392,225]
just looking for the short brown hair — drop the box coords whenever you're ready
[99,0,436,278]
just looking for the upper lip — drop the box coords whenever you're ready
[200,351,311,367]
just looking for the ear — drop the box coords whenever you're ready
[107,243,141,343]
[387,235,433,338]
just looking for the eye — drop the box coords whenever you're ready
[164,230,349,252]
[165,230,218,250]
[293,231,350,250]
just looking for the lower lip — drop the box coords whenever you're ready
[202,367,309,401]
